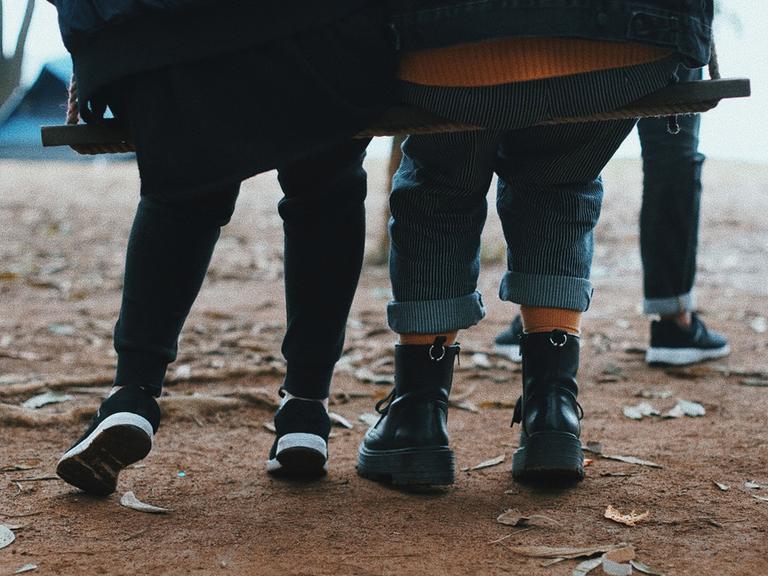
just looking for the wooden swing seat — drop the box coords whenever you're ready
[40,77,750,155]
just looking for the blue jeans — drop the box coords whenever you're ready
[638,67,704,315]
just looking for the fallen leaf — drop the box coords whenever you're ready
[0,462,39,472]
[173,364,192,380]
[600,472,632,478]
[604,505,649,526]
[14,564,38,574]
[572,557,603,575]
[623,345,647,355]
[262,422,276,433]
[667,399,705,418]
[630,560,666,575]
[478,400,517,410]
[508,543,628,560]
[713,481,730,491]
[47,323,75,336]
[0,525,15,549]
[461,454,505,472]
[602,454,662,468]
[471,353,492,369]
[623,402,659,420]
[583,441,604,455]
[752,495,768,502]
[740,378,768,387]
[496,509,560,528]
[22,391,74,410]
[354,368,394,385]
[450,400,480,413]
[328,412,353,430]
[119,491,170,514]
[602,546,636,576]
[749,316,767,334]
[744,481,768,490]
[358,413,379,427]
[636,389,673,400]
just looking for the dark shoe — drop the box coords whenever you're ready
[267,398,330,478]
[494,314,523,363]
[646,313,730,366]
[511,330,584,482]
[56,385,160,496]
[357,337,459,486]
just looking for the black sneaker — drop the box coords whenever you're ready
[646,313,730,366]
[267,398,331,478]
[494,314,523,363]
[56,385,160,496]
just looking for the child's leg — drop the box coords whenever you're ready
[358,130,499,486]
[495,120,637,481]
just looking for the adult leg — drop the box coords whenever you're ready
[496,120,637,481]
[637,68,729,365]
[358,130,499,486]
[266,138,370,477]
[58,183,241,495]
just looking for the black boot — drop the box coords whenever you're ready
[511,330,584,482]
[357,337,459,486]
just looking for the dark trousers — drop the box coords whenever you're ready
[114,138,370,399]
[638,67,704,314]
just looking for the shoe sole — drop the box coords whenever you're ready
[357,444,455,486]
[56,412,153,496]
[512,431,584,483]
[645,344,730,366]
[267,433,328,478]
[494,343,522,363]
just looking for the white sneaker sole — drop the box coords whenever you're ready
[494,343,522,363]
[57,412,154,496]
[645,344,731,366]
[267,433,328,476]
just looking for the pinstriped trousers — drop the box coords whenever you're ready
[387,56,683,334]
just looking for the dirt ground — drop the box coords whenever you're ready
[1,156,767,576]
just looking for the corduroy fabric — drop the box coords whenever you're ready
[387,57,683,335]
[398,38,672,87]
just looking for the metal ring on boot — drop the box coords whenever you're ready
[429,344,446,362]
[549,331,568,347]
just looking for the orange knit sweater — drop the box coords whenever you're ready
[398,37,672,87]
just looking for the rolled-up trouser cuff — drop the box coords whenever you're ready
[500,272,593,312]
[643,291,696,315]
[387,291,486,334]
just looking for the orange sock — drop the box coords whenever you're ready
[399,332,459,345]
[520,306,581,336]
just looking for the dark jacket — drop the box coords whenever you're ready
[52,0,364,106]
[388,0,713,67]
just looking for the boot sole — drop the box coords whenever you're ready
[57,413,153,496]
[357,444,455,486]
[512,431,584,483]
[646,344,730,366]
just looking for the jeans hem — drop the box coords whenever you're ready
[499,272,592,312]
[114,351,169,397]
[387,291,486,334]
[643,291,696,315]
[283,364,336,400]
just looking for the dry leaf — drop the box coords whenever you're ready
[471,353,492,369]
[665,399,705,418]
[749,316,767,334]
[478,400,517,410]
[630,560,666,575]
[584,441,604,455]
[354,368,394,385]
[752,495,768,502]
[328,412,353,430]
[602,546,636,576]
[14,564,38,574]
[740,378,768,387]
[496,509,560,528]
[744,480,768,490]
[119,491,170,514]
[358,413,379,427]
[713,481,730,491]
[604,505,649,526]
[623,402,660,420]
[0,525,15,549]
[263,422,276,433]
[450,400,480,413]
[509,543,628,560]
[22,391,74,409]
[636,389,673,400]
[461,454,505,472]
[573,557,603,575]
[602,454,662,468]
